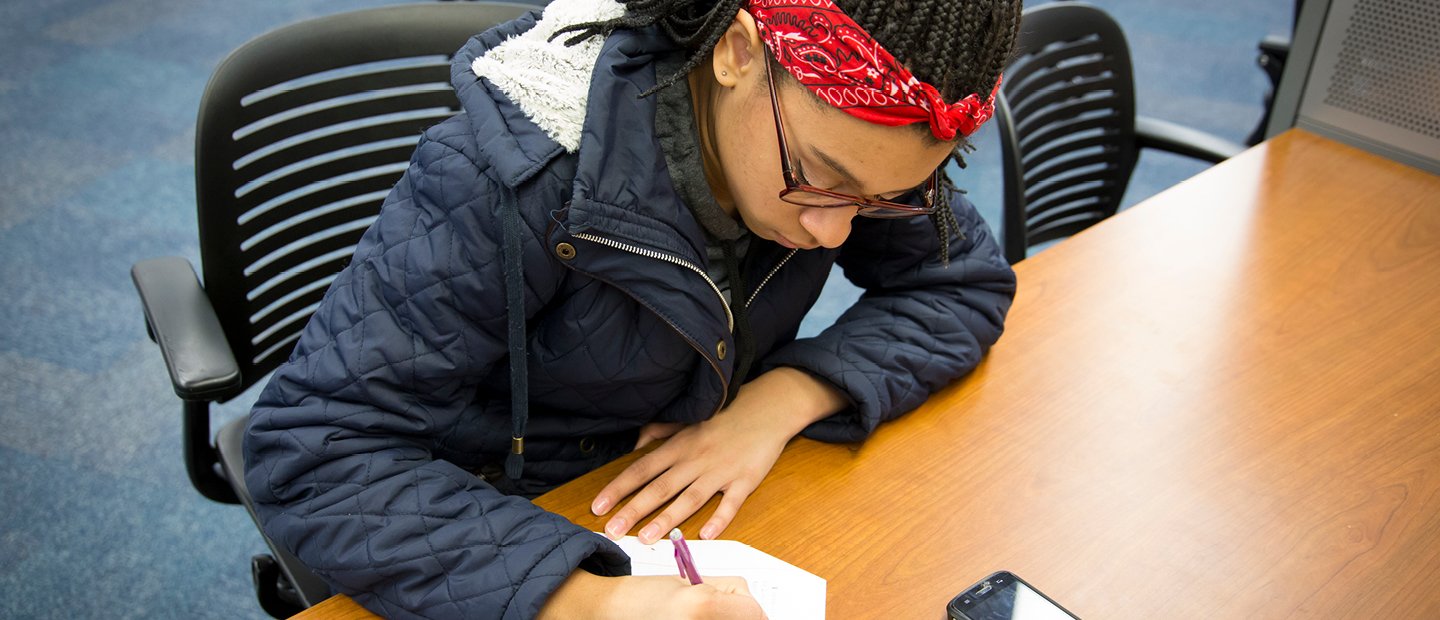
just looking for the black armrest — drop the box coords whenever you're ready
[1258,35,1290,86]
[1136,116,1247,164]
[131,257,242,401]
[1259,34,1291,60]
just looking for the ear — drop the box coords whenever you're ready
[711,9,764,89]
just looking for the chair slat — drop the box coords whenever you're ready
[1031,188,1105,224]
[236,60,451,125]
[237,173,396,237]
[1028,212,1107,245]
[1010,73,1119,120]
[235,110,450,181]
[1017,115,1116,155]
[1024,167,1112,206]
[1006,35,1107,94]
[1024,150,1114,187]
[241,200,380,267]
[252,304,314,355]
[251,329,304,369]
[1021,133,1110,174]
[250,285,330,338]
[243,224,372,288]
[1009,57,1116,106]
[233,145,414,213]
[232,88,455,165]
[247,258,347,315]
[1015,95,1123,143]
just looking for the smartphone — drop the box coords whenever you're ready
[947,571,1080,620]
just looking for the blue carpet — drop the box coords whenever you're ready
[0,1,1289,617]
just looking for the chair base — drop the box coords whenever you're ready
[252,554,306,618]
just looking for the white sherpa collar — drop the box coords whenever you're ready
[470,0,626,153]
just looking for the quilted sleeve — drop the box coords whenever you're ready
[243,133,628,620]
[758,188,1016,443]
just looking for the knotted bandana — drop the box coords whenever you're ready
[745,0,1000,140]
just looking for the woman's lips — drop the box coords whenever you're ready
[774,232,813,250]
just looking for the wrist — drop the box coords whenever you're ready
[734,367,848,438]
[538,569,609,620]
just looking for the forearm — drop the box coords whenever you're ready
[538,570,764,619]
[538,570,611,620]
[730,366,849,439]
[763,197,1015,441]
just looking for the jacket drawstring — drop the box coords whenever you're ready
[500,184,529,480]
[722,240,753,404]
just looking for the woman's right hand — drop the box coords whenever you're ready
[538,570,767,619]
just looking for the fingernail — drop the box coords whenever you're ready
[638,524,659,543]
[606,519,627,539]
[592,497,610,516]
[700,524,717,540]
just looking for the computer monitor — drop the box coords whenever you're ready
[1267,0,1440,175]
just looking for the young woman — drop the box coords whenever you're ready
[244,0,1021,617]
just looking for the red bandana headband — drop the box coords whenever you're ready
[745,0,1001,141]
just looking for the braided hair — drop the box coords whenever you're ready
[556,0,1020,102]
[556,0,1022,264]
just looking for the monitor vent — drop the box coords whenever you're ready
[1324,0,1440,139]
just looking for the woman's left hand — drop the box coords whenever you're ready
[590,367,848,544]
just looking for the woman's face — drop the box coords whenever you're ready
[697,11,958,250]
[716,76,956,250]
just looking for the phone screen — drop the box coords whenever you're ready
[949,572,1078,620]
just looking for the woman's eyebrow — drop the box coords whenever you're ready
[809,145,923,197]
[808,145,861,188]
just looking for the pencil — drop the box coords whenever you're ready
[669,528,703,585]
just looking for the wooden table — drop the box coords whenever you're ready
[291,129,1440,619]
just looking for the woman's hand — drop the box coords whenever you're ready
[597,394,789,544]
[591,368,849,543]
[537,571,767,619]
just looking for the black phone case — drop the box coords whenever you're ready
[946,570,1080,620]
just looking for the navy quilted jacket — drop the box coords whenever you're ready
[244,9,1015,620]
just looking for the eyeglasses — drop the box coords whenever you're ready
[767,67,940,219]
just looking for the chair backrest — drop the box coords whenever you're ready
[995,2,1138,264]
[195,2,536,396]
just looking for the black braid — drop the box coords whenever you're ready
[930,149,972,267]
[553,0,746,97]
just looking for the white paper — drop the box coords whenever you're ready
[613,535,826,619]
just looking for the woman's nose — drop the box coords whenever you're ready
[798,205,857,249]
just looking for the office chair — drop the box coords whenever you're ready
[995,1,1246,264]
[1248,0,1304,146]
[130,2,536,616]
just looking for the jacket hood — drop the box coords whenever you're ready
[449,6,565,188]
[450,0,713,263]
[462,0,625,154]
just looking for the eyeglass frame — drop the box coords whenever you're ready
[766,66,942,219]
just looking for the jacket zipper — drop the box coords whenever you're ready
[567,234,798,417]
[569,231,735,414]
[744,248,797,308]
[573,232,734,332]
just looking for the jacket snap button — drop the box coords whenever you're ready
[555,242,577,260]
[578,437,596,455]
[716,340,728,360]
